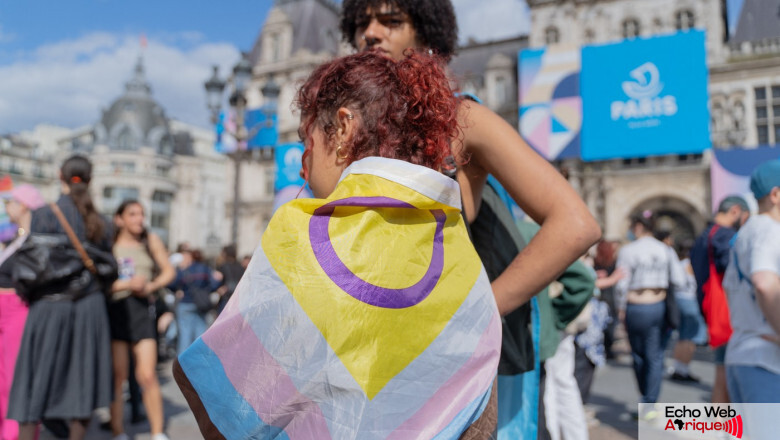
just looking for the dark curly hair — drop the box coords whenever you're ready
[340,0,458,60]
[296,50,460,173]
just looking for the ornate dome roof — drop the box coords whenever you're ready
[96,57,174,155]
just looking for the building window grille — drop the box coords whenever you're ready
[675,10,695,30]
[111,161,136,174]
[758,124,769,145]
[755,85,780,145]
[622,19,641,39]
[101,186,139,216]
[545,26,560,45]
[150,190,173,245]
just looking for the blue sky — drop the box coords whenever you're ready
[0,0,273,63]
[0,0,530,133]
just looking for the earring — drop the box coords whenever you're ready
[336,143,349,160]
[346,113,354,120]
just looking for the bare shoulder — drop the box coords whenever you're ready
[147,233,166,252]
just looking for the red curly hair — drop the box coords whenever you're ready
[296,50,460,175]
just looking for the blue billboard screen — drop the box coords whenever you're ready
[580,31,710,161]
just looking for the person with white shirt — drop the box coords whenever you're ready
[723,159,780,403]
[616,212,686,414]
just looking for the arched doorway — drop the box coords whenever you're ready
[629,196,705,248]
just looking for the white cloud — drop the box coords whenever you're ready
[453,0,530,44]
[0,33,239,134]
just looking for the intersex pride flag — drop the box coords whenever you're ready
[175,157,501,439]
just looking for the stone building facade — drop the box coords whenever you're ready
[2,59,229,257]
[493,0,779,242]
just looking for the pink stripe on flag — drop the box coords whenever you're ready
[202,312,330,439]
[388,310,501,439]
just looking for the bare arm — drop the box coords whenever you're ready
[595,267,625,290]
[456,102,601,316]
[753,270,780,336]
[144,233,176,295]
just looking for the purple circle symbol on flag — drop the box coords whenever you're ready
[309,197,445,309]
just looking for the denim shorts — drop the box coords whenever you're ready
[676,297,707,344]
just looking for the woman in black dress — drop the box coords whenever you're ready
[9,155,115,440]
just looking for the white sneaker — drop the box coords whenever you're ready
[151,434,170,440]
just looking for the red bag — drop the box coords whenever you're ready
[701,225,732,348]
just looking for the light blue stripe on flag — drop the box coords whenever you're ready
[178,339,290,440]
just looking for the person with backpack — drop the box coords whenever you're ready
[168,248,220,354]
[689,195,750,403]
[108,200,175,440]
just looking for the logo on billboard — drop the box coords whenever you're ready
[611,62,677,122]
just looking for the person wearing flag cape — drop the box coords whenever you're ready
[175,51,501,439]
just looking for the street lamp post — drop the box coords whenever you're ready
[204,54,281,247]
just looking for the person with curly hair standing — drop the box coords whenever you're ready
[340,0,600,327]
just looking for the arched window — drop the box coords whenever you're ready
[675,10,695,31]
[730,100,747,145]
[116,128,134,150]
[711,103,723,132]
[545,26,560,45]
[270,33,281,61]
[495,76,509,106]
[622,19,641,39]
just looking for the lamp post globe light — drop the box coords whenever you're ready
[204,52,279,247]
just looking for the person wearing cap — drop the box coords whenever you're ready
[615,211,686,417]
[689,194,750,403]
[723,159,780,403]
[0,184,46,440]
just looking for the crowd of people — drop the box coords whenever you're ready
[0,156,247,440]
[0,0,778,439]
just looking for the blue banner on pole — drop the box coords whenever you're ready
[273,142,311,211]
[246,107,278,149]
[215,110,241,153]
[274,142,306,190]
[580,31,710,161]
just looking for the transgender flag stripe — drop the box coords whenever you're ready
[178,339,290,439]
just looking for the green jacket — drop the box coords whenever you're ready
[516,222,595,362]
